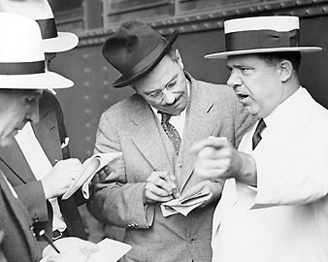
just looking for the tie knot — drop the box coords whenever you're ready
[255,118,266,135]
[158,111,171,124]
[252,118,266,150]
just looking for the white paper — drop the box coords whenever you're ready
[62,152,122,200]
[41,237,131,262]
[89,238,132,262]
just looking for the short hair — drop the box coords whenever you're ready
[257,52,302,73]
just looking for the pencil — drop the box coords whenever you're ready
[39,230,60,254]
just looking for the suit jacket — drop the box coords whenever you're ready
[211,87,328,262]
[0,171,41,262]
[0,91,86,243]
[88,74,254,262]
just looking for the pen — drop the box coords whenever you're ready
[39,230,60,254]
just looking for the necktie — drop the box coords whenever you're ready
[159,112,182,154]
[252,118,266,150]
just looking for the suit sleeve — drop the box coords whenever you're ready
[87,112,154,228]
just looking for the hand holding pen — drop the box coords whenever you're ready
[143,171,180,204]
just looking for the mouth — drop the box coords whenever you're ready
[236,93,249,101]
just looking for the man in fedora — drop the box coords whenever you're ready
[191,16,328,262]
[87,20,254,261]
[0,0,87,245]
[0,12,97,262]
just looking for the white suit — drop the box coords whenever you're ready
[212,87,328,262]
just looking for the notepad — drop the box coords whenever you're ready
[42,237,131,262]
[62,152,122,200]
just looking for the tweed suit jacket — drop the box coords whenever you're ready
[0,91,86,243]
[88,74,254,262]
[0,171,41,262]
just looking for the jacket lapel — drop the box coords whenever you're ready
[130,96,174,173]
[0,172,41,260]
[179,77,221,191]
[0,140,34,184]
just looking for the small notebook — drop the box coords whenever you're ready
[161,182,212,217]
[62,152,122,200]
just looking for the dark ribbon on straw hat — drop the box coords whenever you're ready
[0,61,45,75]
[36,18,58,40]
[226,29,299,52]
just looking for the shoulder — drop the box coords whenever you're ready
[192,78,238,104]
[99,93,144,121]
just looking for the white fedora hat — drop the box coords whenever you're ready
[0,12,73,89]
[0,0,78,53]
[205,16,322,59]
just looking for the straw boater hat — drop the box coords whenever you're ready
[205,16,322,59]
[102,20,179,88]
[0,0,78,53]
[0,12,73,89]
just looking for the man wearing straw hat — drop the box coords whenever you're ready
[0,12,97,262]
[88,20,254,262]
[0,0,87,245]
[191,16,328,262]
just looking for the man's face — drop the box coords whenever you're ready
[226,55,284,118]
[134,52,189,115]
[0,89,43,147]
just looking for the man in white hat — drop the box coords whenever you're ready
[0,0,88,244]
[191,16,328,262]
[0,12,97,262]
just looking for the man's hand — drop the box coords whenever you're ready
[191,137,257,186]
[91,165,111,185]
[41,158,83,199]
[143,171,180,205]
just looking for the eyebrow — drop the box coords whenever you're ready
[144,73,178,95]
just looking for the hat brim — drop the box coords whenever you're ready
[42,32,79,53]
[205,46,322,59]
[0,71,73,89]
[113,29,179,88]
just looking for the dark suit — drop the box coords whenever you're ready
[0,91,86,243]
[0,171,41,262]
[88,73,254,262]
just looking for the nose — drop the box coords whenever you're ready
[227,71,242,90]
[27,101,40,124]
[162,88,175,104]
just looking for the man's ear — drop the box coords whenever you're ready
[175,49,184,70]
[279,59,293,83]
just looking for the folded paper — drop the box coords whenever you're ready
[161,183,212,217]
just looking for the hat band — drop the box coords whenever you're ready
[124,42,166,78]
[36,18,58,40]
[0,61,45,75]
[226,29,300,52]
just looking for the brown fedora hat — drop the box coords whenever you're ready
[102,20,179,88]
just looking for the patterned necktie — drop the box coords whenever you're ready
[252,118,266,150]
[159,112,182,154]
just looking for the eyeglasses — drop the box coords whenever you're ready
[143,82,176,102]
